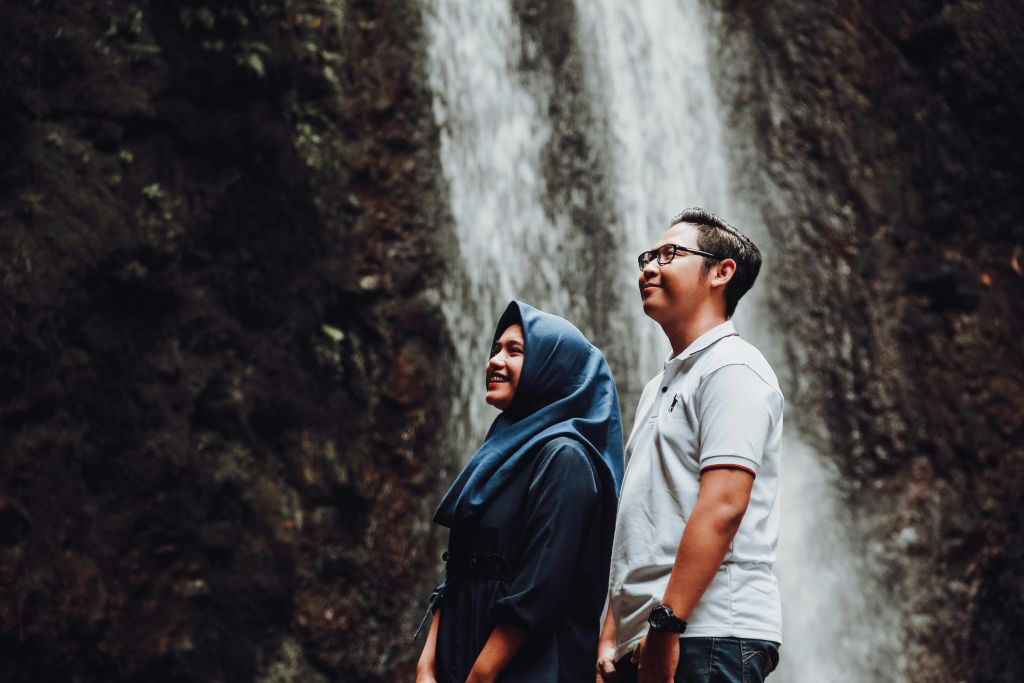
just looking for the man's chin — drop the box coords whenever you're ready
[641,298,667,321]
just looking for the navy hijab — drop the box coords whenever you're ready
[434,301,625,527]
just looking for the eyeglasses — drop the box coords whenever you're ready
[637,243,722,270]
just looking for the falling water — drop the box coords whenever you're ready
[424,1,904,681]
[424,1,585,452]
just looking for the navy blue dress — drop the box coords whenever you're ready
[434,436,611,682]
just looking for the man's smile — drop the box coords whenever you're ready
[641,283,661,296]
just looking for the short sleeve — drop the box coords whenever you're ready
[431,577,448,609]
[490,439,600,629]
[695,364,783,476]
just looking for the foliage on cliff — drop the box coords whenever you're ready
[0,1,453,681]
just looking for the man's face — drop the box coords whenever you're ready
[639,223,708,324]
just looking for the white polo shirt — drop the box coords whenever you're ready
[608,320,784,659]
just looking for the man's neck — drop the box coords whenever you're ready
[661,308,729,358]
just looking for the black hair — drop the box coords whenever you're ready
[668,207,762,318]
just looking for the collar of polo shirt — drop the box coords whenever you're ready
[664,320,739,367]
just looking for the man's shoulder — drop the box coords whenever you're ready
[700,336,782,395]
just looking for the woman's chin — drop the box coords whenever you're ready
[485,392,512,411]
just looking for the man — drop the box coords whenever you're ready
[596,208,783,683]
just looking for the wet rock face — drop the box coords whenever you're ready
[706,1,1024,681]
[0,1,453,681]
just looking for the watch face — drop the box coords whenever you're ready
[649,605,685,633]
[650,605,671,627]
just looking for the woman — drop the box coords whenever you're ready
[416,301,625,683]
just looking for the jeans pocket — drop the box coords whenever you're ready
[740,640,780,680]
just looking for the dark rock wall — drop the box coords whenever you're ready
[0,1,454,681]
[705,1,1024,681]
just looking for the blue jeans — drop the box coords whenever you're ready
[614,637,780,683]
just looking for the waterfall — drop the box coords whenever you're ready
[424,1,903,681]
[424,1,564,453]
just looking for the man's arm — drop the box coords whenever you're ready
[635,467,753,682]
[637,364,778,682]
[661,466,753,616]
[662,363,776,615]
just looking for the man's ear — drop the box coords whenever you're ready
[710,258,737,289]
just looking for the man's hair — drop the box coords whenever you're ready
[669,207,762,318]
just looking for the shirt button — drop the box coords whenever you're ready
[662,386,668,393]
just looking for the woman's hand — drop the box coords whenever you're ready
[595,638,619,681]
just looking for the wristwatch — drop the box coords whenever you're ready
[648,604,688,634]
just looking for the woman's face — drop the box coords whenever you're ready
[485,324,524,411]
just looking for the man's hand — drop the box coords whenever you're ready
[595,639,619,681]
[632,631,679,683]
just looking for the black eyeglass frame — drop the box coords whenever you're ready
[637,243,723,270]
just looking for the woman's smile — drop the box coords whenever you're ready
[485,323,524,410]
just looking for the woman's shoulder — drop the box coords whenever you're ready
[532,436,598,481]
[536,435,590,458]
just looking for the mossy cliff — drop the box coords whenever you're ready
[707,1,1024,681]
[0,1,454,681]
